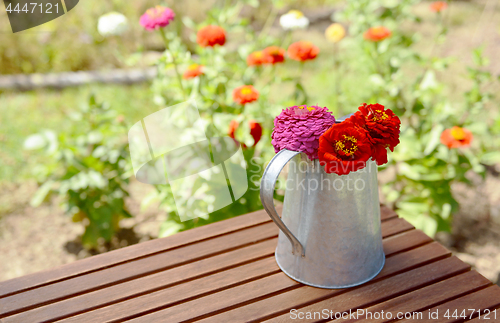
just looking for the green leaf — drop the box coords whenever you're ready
[423,124,445,156]
[480,151,500,165]
[158,221,184,238]
[30,180,54,207]
[24,134,46,150]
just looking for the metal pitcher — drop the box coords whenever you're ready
[260,148,385,289]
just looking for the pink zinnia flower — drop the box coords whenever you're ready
[271,105,336,160]
[140,6,175,31]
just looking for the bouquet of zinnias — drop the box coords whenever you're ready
[272,103,401,175]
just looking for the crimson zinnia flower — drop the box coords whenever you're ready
[319,120,372,175]
[139,6,175,31]
[183,64,204,79]
[233,85,259,105]
[440,126,473,149]
[287,41,319,62]
[349,103,401,165]
[263,46,286,64]
[272,105,336,160]
[197,25,226,47]
[430,1,448,12]
[363,26,391,42]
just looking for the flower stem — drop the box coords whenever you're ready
[159,28,187,99]
[332,43,341,110]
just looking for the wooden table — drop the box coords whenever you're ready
[1,206,500,322]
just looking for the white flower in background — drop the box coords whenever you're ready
[97,12,129,37]
[279,10,309,30]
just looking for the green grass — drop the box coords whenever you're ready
[0,84,156,183]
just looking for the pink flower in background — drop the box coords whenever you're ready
[140,6,175,31]
[272,105,336,160]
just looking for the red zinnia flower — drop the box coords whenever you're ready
[363,26,392,42]
[349,103,401,165]
[233,85,259,105]
[318,121,372,175]
[228,120,262,147]
[440,126,473,149]
[430,1,448,12]
[197,25,226,47]
[287,41,319,62]
[263,46,286,64]
[183,64,204,79]
[249,120,263,146]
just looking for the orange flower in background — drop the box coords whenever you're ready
[182,64,204,79]
[430,1,448,12]
[247,51,266,66]
[233,85,259,105]
[197,25,226,47]
[249,120,263,146]
[440,126,473,149]
[363,26,392,42]
[228,120,239,139]
[287,41,319,62]
[263,46,286,64]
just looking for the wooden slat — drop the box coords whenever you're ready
[379,217,413,237]
[40,222,413,323]
[334,271,491,322]
[0,206,403,319]
[121,242,453,322]
[0,208,273,299]
[202,244,455,323]
[1,239,278,323]
[398,285,500,322]
[0,221,278,318]
[380,204,398,222]
[0,204,395,301]
[3,220,421,322]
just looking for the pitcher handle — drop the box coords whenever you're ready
[260,149,305,257]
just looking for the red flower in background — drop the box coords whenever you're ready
[430,1,448,12]
[197,25,226,47]
[228,120,239,140]
[233,85,259,105]
[349,103,401,165]
[318,120,372,175]
[287,41,319,62]
[228,120,262,148]
[182,64,204,79]
[440,126,473,148]
[249,120,263,146]
[263,46,286,64]
[363,26,392,42]
[247,51,266,66]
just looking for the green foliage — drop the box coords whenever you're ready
[24,96,132,249]
[22,0,500,242]
[332,0,499,236]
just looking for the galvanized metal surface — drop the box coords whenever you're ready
[260,150,385,289]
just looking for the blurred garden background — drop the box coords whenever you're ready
[1,0,500,283]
